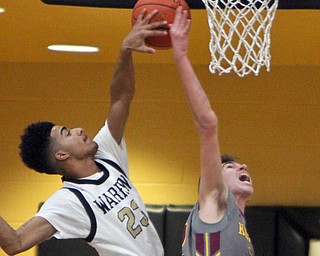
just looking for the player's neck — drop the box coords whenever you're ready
[234,195,247,214]
[63,159,101,179]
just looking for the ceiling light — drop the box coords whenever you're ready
[48,44,99,53]
[0,8,5,13]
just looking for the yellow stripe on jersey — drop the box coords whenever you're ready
[182,223,188,246]
[205,233,209,255]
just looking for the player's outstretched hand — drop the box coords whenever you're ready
[122,9,168,54]
[169,6,191,60]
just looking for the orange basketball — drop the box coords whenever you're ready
[131,0,191,50]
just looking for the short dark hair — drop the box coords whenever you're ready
[19,121,56,174]
[221,154,237,164]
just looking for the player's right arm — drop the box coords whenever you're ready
[107,9,168,145]
[170,7,228,223]
[0,216,56,255]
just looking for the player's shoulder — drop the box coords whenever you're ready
[40,187,82,209]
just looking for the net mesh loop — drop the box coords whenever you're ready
[202,0,279,76]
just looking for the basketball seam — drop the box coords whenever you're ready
[134,4,177,11]
[132,4,177,23]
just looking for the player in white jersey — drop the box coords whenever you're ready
[0,9,165,256]
[170,8,254,255]
[36,123,163,255]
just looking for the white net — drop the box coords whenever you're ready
[202,0,279,76]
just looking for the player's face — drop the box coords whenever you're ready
[222,161,253,201]
[50,125,98,160]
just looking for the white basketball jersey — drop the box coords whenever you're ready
[37,123,164,256]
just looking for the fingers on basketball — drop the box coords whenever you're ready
[132,0,191,50]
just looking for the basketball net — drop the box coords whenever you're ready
[202,0,279,76]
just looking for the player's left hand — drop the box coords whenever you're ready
[169,7,191,59]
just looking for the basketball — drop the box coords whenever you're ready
[131,0,191,50]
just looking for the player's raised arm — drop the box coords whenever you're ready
[107,9,168,144]
[170,7,228,223]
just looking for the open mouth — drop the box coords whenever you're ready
[239,173,251,183]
